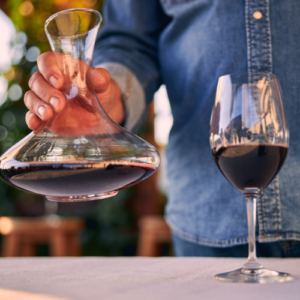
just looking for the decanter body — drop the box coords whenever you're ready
[0,9,160,201]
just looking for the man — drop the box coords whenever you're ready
[24,0,300,257]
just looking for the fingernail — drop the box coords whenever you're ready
[91,68,98,76]
[92,68,105,81]
[50,76,59,88]
[38,106,46,118]
[50,97,59,110]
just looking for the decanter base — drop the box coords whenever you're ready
[215,267,293,283]
[45,191,118,202]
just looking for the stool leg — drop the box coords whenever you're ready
[50,232,66,256]
[137,233,159,257]
[2,234,19,257]
[66,233,81,256]
[21,237,36,257]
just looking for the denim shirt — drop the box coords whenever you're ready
[93,0,300,247]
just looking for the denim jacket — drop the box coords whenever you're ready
[93,0,300,247]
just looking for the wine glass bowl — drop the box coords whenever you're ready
[210,73,291,283]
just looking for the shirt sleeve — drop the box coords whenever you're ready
[92,0,171,131]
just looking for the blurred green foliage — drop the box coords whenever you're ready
[0,0,138,256]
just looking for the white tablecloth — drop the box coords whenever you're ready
[0,257,299,300]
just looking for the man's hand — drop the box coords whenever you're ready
[25,51,124,133]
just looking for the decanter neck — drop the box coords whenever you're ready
[45,9,101,97]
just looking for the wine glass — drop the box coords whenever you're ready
[210,73,292,283]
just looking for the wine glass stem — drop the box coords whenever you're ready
[243,195,263,270]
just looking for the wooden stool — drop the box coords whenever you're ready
[137,215,172,256]
[0,217,84,257]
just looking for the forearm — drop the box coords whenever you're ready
[95,63,146,132]
[92,0,170,131]
[104,78,124,125]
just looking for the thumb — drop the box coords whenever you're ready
[89,67,110,93]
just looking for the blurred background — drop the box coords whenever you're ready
[0,0,173,257]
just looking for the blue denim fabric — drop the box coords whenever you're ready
[173,234,300,257]
[93,0,300,247]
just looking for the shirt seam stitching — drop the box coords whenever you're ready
[161,0,197,5]
[168,216,300,246]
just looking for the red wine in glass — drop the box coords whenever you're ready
[213,144,288,193]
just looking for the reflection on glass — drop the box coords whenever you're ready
[211,74,284,148]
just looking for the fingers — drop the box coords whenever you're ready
[24,90,54,122]
[89,68,110,93]
[37,52,110,93]
[37,52,64,89]
[25,111,42,130]
[28,72,65,113]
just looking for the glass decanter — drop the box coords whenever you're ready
[0,8,160,202]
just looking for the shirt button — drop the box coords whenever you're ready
[253,11,263,20]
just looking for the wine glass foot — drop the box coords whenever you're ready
[45,191,118,202]
[215,267,293,283]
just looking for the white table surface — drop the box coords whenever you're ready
[0,257,299,300]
